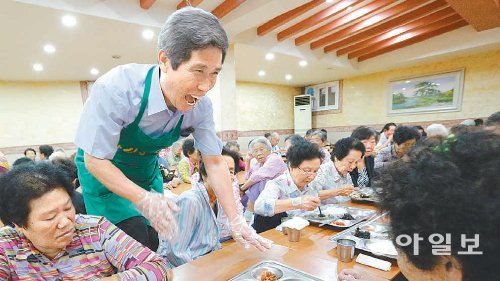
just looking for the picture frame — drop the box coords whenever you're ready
[388,69,464,115]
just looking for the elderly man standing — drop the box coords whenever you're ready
[74,7,271,252]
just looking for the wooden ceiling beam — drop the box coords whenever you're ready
[349,16,464,59]
[295,0,394,46]
[177,0,204,10]
[358,20,468,61]
[257,0,325,37]
[212,0,246,19]
[276,0,363,41]
[444,0,500,31]
[323,0,449,53]
[140,0,156,10]
[336,7,457,56]
[310,0,426,49]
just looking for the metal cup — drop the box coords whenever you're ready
[281,217,290,235]
[337,238,356,262]
[288,228,301,242]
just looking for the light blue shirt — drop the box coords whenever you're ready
[254,171,314,217]
[75,63,222,159]
[311,161,353,204]
[157,182,221,268]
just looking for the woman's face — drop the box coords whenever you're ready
[385,125,396,137]
[189,149,200,164]
[18,188,76,258]
[334,149,362,176]
[252,143,271,165]
[309,135,324,148]
[361,136,376,156]
[290,158,321,189]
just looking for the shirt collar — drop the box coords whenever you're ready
[148,66,170,116]
[283,170,312,195]
[329,162,342,182]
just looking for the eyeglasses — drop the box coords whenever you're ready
[296,166,318,177]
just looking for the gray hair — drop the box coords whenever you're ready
[426,124,449,138]
[171,140,183,150]
[270,132,280,140]
[224,141,240,150]
[249,137,272,152]
[157,7,229,70]
[311,130,327,142]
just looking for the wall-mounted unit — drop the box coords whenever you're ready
[294,95,312,135]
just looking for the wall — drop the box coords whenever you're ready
[0,81,83,160]
[315,47,500,140]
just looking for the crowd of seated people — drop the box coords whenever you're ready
[0,111,497,279]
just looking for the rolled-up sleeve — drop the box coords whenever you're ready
[254,180,282,217]
[192,98,222,156]
[75,79,132,160]
[98,217,170,280]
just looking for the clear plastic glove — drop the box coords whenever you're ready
[135,191,180,241]
[229,216,273,252]
[300,195,321,211]
[337,269,371,281]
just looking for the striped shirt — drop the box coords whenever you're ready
[0,215,169,280]
[157,183,221,268]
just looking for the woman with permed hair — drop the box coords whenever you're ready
[339,129,500,281]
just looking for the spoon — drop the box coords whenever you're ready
[318,205,325,217]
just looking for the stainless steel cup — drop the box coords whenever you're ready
[337,238,356,262]
[288,228,301,242]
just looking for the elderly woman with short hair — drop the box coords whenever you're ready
[350,126,378,187]
[0,163,170,280]
[309,130,331,163]
[239,137,287,213]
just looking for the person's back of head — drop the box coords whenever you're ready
[12,157,34,167]
[181,139,196,157]
[39,145,54,160]
[474,118,484,126]
[426,123,449,139]
[378,130,500,281]
[485,111,500,127]
[351,126,377,141]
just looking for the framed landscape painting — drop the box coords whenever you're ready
[388,69,464,115]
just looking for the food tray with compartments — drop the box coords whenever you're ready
[299,205,376,228]
[349,187,382,203]
[329,212,397,259]
[228,260,324,281]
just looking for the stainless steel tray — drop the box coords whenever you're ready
[329,212,397,259]
[349,187,381,203]
[299,205,376,228]
[228,260,324,281]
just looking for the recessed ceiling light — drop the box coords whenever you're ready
[43,44,56,54]
[61,15,76,27]
[265,53,275,61]
[90,68,100,75]
[33,63,43,72]
[405,80,411,83]
[326,0,334,3]
[299,60,308,67]
[142,29,154,40]
[258,70,266,77]
[285,74,292,81]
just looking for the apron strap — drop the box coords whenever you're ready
[130,66,155,127]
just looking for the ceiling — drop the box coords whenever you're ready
[2,0,500,86]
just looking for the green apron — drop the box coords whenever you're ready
[75,66,184,225]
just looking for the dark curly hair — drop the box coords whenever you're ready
[393,126,421,145]
[286,141,324,168]
[486,111,500,126]
[0,163,74,227]
[378,130,500,281]
[182,139,197,157]
[332,137,365,161]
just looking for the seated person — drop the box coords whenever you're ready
[309,130,331,163]
[375,126,420,169]
[350,126,378,187]
[253,141,323,233]
[23,148,37,162]
[0,151,8,175]
[339,130,499,281]
[224,141,245,171]
[158,148,245,267]
[239,137,287,212]
[51,157,87,215]
[375,122,396,151]
[177,139,200,183]
[0,163,169,280]
[166,140,184,171]
[312,137,363,204]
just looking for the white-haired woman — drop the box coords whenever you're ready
[240,137,287,213]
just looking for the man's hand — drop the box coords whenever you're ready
[230,216,273,252]
[135,191,180,241]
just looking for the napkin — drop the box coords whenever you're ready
[281,217,309,230]
[355,253,392,271]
